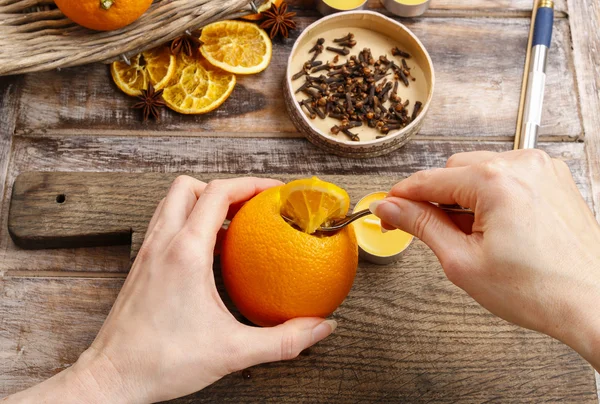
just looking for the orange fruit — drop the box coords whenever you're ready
[241,0,282,21]
[221,178,358,327]
[54,0,152,31]
[111,46,176,96]
[199,20,272,75]
[161,53,236,114]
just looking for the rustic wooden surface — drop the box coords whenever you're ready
[15,17,580,141]
[1,0,600,402]
[0,138,593,275]
[4,150,593,259]
[565,0,600,396]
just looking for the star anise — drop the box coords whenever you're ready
[132,84,166,122]
[260,1,296,39]
[170,32,203,57]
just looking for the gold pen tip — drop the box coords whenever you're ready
[539,0,554,8]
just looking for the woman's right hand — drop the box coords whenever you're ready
[370,149,600,370]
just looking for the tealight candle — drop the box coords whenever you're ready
[316,0,368,15]
[382,0,431,17]
[352,192,414,265]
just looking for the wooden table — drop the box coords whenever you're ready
[1,0,599,402]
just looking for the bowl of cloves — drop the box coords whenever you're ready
[284,10,434,158]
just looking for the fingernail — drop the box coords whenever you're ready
[369,200,385,215]
[311,319,337,343]
[370,200,402,228]
[381,227,388,233]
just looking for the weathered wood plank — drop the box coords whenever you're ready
[14,18,580,141]
[567,0,600,223]
[2,174,402,255]
[0,264,596,402]
[566,0,600,396]
[0,76,21,246]
[0,136,591,274]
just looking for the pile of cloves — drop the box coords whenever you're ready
[293,34,423,141]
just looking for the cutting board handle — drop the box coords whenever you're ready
[8,172,148,250]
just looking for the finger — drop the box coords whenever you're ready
[180,177,283,255]
[448,214,475,235]
[370,197,474,267]
[236,318,336,368]
[147,176,207,244]
[389,167,480,209]
[145,198,165,240]
[214,227,227,256]
[446,151,499,168]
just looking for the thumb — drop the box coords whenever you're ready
[240,318,337,367]
[370,197,470,265]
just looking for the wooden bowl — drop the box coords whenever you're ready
[284,11,435,158]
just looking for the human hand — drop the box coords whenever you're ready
[5,176,337,404]
[370,150,600,370]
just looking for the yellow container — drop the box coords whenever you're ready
[352,192,414,265]
[382,0,431,17]
[316,0,368,15]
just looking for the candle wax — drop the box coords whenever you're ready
[352,192,413,257]
[323,0,365,10]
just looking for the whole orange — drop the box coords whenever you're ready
[221,186,358,327]
[54,0,153,31]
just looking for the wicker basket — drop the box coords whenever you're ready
[0,0,268,76]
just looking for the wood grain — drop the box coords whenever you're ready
[8,173,406,254]
[566,1,600,395]
[14,18,581,142]
[0,136,592,274]
[1,260,596,402]
[567,0,600,221]
[0,77,21,236]
[287,0,569,16]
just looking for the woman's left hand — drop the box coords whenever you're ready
[4,176,337,404]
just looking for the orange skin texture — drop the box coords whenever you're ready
[54,0,153,31]
[221,186,358,327]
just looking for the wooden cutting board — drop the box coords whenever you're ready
[8,172,403,259]
[6,171,598,402]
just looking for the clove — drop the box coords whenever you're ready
[300,100,317,119]
[327,46,350,56]
[334,33,354,43]
[337,40,357,48]
[309,38,325,53]
[292,69,307,81]
[391,47,411,59]
[411,101,423,121]
[341,128,360,141]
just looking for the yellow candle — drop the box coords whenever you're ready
[323,0,366,10]
[352,192,413,259]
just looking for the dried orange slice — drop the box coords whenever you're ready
[241,0,280,21]
[111,46,176,96]
[280,177,350,234]
[161,53,236,114]
[199,20,272,75]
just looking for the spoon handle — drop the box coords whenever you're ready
[434,203,474,216]
[319,204,473,232]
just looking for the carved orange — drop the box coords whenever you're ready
[221,183,358,327]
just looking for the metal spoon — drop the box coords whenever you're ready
[282,203,474,233]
